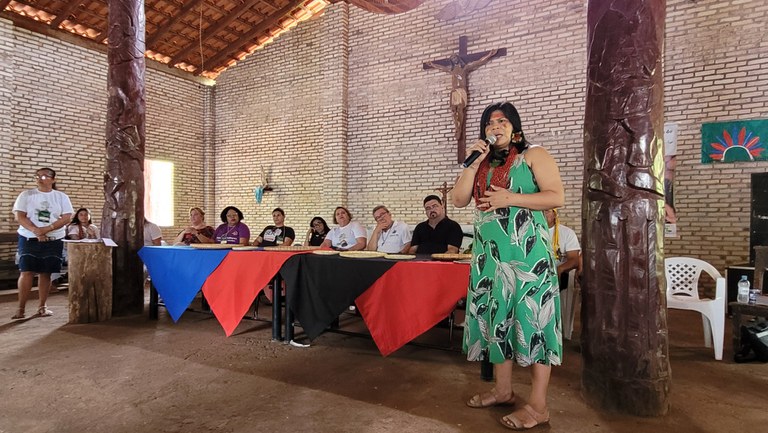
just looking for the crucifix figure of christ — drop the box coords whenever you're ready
[435,181,453,217]
[423,36,506,163]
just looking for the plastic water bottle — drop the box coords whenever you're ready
[737,276,750,304]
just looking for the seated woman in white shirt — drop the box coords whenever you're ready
[320,206,367,251]
[66,208,100,240]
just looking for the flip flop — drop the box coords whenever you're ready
[466,392,516,408]
[11,309,25,320]
[37,306,53,317]
[500,404,550,430]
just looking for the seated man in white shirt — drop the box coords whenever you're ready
[544,208,581,290]
[366,205,411,253]
[144,220,163,246]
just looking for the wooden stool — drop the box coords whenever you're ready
[67,242,113,323]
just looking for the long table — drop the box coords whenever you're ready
[138,246,470,356]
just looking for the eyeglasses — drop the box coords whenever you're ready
[424,204,441,211]
[373,210,389,221]
[35,174,53,180]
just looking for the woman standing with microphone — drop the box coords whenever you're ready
[453,102,564,430]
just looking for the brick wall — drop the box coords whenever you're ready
[214,0,767,271]
[2,0,767,273]
[0,19,209,262]
[213,5,350,242]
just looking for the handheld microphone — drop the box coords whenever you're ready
[461,135,497,168]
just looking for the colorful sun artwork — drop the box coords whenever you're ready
[701,119,767,163]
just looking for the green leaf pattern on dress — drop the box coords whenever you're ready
[463,152,562,367]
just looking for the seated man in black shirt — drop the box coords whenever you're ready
[408,195,464,255]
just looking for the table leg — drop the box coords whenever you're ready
[481,359,493,381]
[732,308,742,356]
[149,281,158,320]
[285,287,294,342]
[272,275,283,341]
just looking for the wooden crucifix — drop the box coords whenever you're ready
[435,181,453,217]
[423,36,506,163]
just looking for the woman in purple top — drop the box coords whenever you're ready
[213,206,250,245]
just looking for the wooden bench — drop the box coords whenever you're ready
[0,232,19,289]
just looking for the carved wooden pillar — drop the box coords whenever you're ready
[101,0,146,316]
[582,0,670,416]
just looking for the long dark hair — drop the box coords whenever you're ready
[479,102,529,154]
[70,208,92,225]
[310,216,329,234]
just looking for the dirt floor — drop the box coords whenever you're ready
[1,288,766,433]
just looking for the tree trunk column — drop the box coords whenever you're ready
[582,0,670,416]
[101,0,146,316]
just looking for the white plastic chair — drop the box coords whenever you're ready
[665,257,726,360]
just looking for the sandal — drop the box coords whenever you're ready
[11,308,25,320]
[37,306,53,317]
[466,390,516,408]
[500,405,550,430]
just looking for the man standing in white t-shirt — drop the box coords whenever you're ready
[544,209,581,290]
[366,205,411,254]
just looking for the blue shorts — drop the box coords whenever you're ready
[17,235,64,274]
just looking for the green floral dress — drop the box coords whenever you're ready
[463,152,562,367]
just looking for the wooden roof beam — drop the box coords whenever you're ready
[196,0,304,73]
[169,0,263,66]
[0,10,213,86]
[50,1,81,28]
[146,0,205,48]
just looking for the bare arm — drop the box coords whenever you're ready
[466,49,498,72]
[281,237,294,246]
[400,242,411,254]
[349,237,367,251]
[151,237,162,246]
[557,250,580,276]
[366,227,381,251]
[424,61,452,72]
[15,211,70,239]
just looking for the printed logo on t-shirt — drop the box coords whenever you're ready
[264,228,283,243]
[37,200,52,224]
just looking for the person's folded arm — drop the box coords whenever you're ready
[349,237,367,251]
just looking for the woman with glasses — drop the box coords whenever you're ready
[213,206,250,245]
[320,206,367,251]
[66,208,100,240]
[305,216,330,247]
[11,167,74,319]
[366,205,411,253]
[453,102,564,430]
